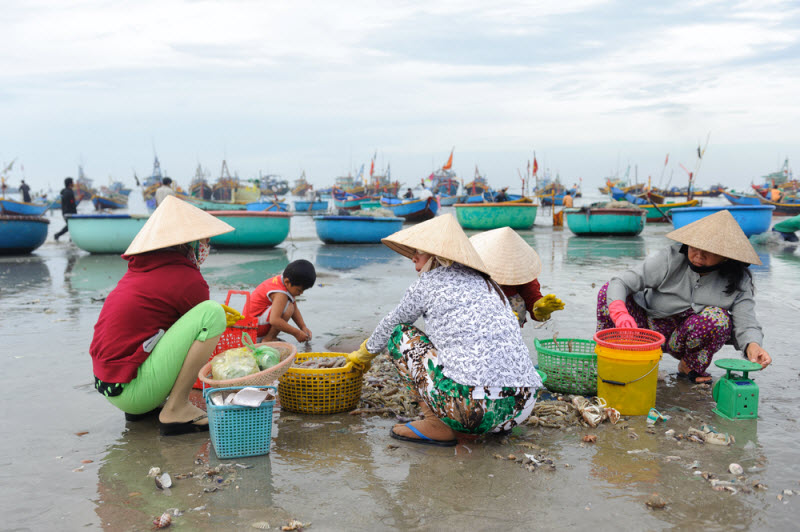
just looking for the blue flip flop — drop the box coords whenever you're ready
[389,423,457,447]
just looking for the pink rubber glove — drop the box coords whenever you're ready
[608,300,637,329]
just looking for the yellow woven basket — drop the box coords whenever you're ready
[278,352,363,414]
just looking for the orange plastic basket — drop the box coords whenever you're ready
[278,352,363,414]
[192,290,258,389]
[593,328,665,351]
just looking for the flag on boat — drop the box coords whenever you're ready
[664,153,669,166]
[442,149,454,171]
[533,156,538,175]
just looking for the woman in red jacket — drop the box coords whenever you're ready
[90,196,234,435]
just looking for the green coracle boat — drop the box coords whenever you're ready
[68,214,150,254]
[565,207,645,236]
[208,211,291,248]
[453,202,538,230]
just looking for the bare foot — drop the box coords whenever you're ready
[159,402,208,426]
[677,360,712,384]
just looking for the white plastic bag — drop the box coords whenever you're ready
[211,347,260,380]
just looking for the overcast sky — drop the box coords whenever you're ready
[1,0,798,194]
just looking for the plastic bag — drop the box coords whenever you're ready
[211,347,260,380]
[242,333,281,370]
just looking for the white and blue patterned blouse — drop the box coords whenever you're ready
[367,263,542,388]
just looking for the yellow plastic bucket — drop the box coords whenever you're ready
[594,328,665,416]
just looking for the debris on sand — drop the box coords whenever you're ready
[645,493,667,509]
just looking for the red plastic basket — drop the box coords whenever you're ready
[593,328,665,351]
[192,290,257,389]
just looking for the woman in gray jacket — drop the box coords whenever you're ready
[597,210,772,383]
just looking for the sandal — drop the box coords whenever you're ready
[159,414,210,436]
[676,370,712,384]
[390,423,457,447]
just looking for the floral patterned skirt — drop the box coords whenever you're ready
[387,323,537,434]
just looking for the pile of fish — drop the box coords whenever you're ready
[528,395,621,429]
[293,356,348,369]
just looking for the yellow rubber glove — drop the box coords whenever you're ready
[533,294,565,321]
[346,340,379,372]
[221,304,244,326]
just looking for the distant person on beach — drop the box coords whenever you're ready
[596,210,771,384]
[346,214,542,446]
[54,177,77,241]
[403,188,414,199]
[494,187,508,202]
[770,186,782,202]
[90,196,234,435]
[562,192,573,208]
[19,180,31,203]
[155,177,176,206]
[244,260,315,343]
[470,227,564,328]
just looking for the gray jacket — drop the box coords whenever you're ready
[606,243,763,352]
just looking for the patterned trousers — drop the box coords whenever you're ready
[387,324,537,434]
[596,282,732,376]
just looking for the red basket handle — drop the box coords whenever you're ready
[224,290,252,314]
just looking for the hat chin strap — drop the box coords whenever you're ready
[418,255,454,275]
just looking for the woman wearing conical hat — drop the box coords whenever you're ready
[90,196,235,435]
[469,227,564,327]
[597,210,772,384]
[345,214,543,446]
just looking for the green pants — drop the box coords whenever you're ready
[108,300,226,414]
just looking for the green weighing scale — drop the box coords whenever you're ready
[712,359,763,420]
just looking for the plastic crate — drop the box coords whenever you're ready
[278,352,363,414]
[193,291,258,389]
[534,338,597,395]
[204,386,277,459]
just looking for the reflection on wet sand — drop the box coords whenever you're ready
[67,253,128,293]
[0,255,51,294]
[314,244,396,271]
[566,236,647,262]
[203,249,290,286]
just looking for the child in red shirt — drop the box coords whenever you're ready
[245,259,316,342]
[470,227,564,326]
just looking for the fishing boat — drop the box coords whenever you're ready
[259,174,290,196]
[332,188,370,210]
[92,188,128,210]
[74,165,96,203]
[671,205,775,236]
[754,196,800,217]
[68,213,150,253]
[0,198,50,216]
[291,171,313,196]
[190,164,213,200]
[380,196,439,222]
[437,194,464,206]
[565,207,646,236]
[0,215,49,254]
[140,157,168,205]
[211,160,260,203]
[207,211,291,248]
[246,199,290,212]
[454,202,538,230]
[722,190,762,206]
[293,200,329,214]
[186,198,247,211]
[463,171,489,195]
[638,199,699,222]
[313,214,403,244]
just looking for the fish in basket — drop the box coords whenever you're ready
[278,352,364,414]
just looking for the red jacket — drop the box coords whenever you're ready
[502,279,543,319]
[90,249,210,383]
[245,274,293,318]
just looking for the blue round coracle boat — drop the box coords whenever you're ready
[314,215,403,244]
[670,205,774,237]
[0,215,49,254]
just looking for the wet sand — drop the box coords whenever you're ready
[3,195,800,530]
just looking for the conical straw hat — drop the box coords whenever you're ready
[665,209,761,265]
[381,213,489,274]
[125,195,235,255]
[469,227,542,285]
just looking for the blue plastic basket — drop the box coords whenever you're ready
[204,386,277,459]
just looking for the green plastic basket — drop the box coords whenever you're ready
[204,386,277,459]
[534,338,597,395]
